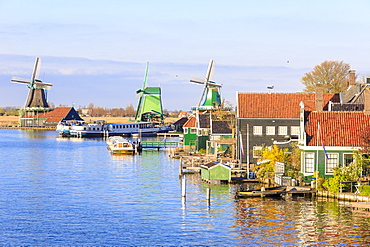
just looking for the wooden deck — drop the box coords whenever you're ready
[141,141,179,149]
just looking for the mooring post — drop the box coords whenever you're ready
[179,157,183,176]
[182,174,186,197]
[206,188,210,201]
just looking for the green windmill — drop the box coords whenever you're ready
[190,59,222,111]
[135,62,165,122]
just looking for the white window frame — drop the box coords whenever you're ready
[343,153,354,167]
[266,126,275,135]
[253,126,263,135]
[183,127,188,134]
[190,128,196,134]
[291,126,300,136]
[304,152,314,173]
[278,126,288,136]
[326,153,338,174]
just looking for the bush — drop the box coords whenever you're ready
[359,185,370,196]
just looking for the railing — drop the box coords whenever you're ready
[141,141,179,149]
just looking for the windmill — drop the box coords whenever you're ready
[190,59,222,111]
[11,57,52,109]
[134,62,165,122]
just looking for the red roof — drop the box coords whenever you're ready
[183,115,196,128]
[305,111,370,147]
[34,107,73,123]
[238,93,340,118]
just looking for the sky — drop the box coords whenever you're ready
[1,0,370,110]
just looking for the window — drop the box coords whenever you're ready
[190,128,196,134]
[291,126,300,136]
[266,126,275,135]
[326,153,338,174]
[343,153,354,166]
[253,126,263,135]
[253,146,263,158]
[304,152,314,173]
[183,127,188,134]
[278,126,288,135]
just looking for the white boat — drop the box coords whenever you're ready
[56,120,86,136]
[67,121,171,137]
[106,136,140,154]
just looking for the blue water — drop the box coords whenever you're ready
[0,129,369,246]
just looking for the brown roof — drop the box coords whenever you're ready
[182,113,211,128]
[34,107,73,123]
[238,93,340,119]
[305,111,370,147]
[183,115,196,128]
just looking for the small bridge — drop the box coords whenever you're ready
[141,141,179,149]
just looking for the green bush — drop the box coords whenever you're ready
[359,185,370,196]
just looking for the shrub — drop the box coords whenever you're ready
[359,185,370,196]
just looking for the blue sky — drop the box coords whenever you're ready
[1,0,370,110]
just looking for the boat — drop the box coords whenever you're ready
[66,121,171,137]
[106,136,141,154]
[236,186,286,198]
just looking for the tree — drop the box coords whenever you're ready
[301,60,353,93]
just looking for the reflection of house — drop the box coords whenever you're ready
[28,107,83,127]
[236,89,340,164]
[201,161,231,183]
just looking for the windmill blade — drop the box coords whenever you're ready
[206,81,222,87]
[197,84,208,107]
[142,62,149,89]
[11,76,32,85]
[31,57,42,81]
[190,77,205,85]
[34,81,53,90]
[205,59,215,82]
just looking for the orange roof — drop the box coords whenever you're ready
[238,93,340,119]
[305,111,370,147]
[35,107,73,123]
[183,115,196,128]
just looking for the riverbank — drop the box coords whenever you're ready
[0,116,178,127]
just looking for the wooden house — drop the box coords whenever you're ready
[172,117,188,132]
[299,89,370,179]
[201,161,231,183]
[236,88,340,164]
[182,113,210,151]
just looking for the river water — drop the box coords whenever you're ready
[0,129,369,246]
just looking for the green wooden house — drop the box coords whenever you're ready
[299,109,370,180]
[201,161,231,183]
[182,113,210,151]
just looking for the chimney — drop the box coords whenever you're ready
[364,87,370,115]
[348,70,356,86]
[315,83,324,112]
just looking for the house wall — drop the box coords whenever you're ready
[237,118,300,164]
[209,166,231,181]
[183,128,197,149]
[300,149,355,179]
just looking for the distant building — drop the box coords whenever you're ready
[27,107,84,127]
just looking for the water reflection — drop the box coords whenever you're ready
[1,129,370,246]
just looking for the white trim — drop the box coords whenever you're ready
[299,146,360,151]
[325,153,339,175]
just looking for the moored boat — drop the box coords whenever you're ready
[106,136,141,154]
[236,186,286,198]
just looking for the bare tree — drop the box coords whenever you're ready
[301,60,353,93]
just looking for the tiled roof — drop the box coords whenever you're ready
[172,117,188,125]
[238,93,340,119]
[34,107,73,123]
[183,115,196,128]
[212,120,232,134]
[305,111,370,147]
[182,113,210,128]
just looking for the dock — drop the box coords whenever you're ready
[141,141,179,150]
[157,132,183,138]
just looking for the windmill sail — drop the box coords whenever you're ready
[10,57,53,108]
[189,59,222,110]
